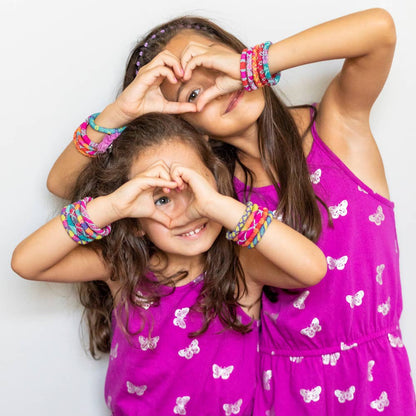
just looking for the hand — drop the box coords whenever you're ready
[107,161,178,227]
[180,42,242,111]
[114,50,198,121]
[169,163,221,225]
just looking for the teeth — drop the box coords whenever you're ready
[182,225,204,237]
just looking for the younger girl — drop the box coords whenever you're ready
[46,8,416,415]
[12,113,326,415]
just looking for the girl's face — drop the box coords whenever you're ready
[160,32,265,140]
[131,139,222,262]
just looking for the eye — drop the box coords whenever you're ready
[187,88,201,103]
[154,196,170,206]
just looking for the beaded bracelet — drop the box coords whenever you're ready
[239,42,281,92]
[226,203,272,249]
[226,202,256,241]
[87,113,126,135]
[262,41,281,86]
[61,197,111,245]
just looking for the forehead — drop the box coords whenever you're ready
[165,30,215,58]
[129,139,205,177]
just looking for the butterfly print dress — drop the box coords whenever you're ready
[234,108,416,415]
[105,274,258,415]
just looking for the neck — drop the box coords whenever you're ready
[150,252,205,286]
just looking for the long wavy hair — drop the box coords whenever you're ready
[122,16,324,243]
[72,113,247,358]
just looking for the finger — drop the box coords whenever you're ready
[163,101,197,114]
[195,86,223,111]
[182,54,213,81]
[148,50,184,79]
[150,210,174,228]
[180,44,209,71]
[144,161,171,181]
[141,65,178,86]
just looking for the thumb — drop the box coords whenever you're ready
[150,210,174,228]
[196,86,223,112]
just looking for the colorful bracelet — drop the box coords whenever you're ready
[87,113,126,135]
[247,212,273,249]
[239,42,281,92]
[61,197,111,245]
[262,41,281,87]
[226,202,256,241]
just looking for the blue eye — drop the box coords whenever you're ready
[188,88,201,103]
[155,196,170,206]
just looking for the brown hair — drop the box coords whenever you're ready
[72,113,247,358]
[123,16,324,242]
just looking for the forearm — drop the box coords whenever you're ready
[11,196,117,280]
[268,8,395,73]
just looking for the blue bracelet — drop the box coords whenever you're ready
[87,113,126,135]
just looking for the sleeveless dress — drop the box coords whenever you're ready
[104,273,259,416]
[234,111,416,415]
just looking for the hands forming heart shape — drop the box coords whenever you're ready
[115,42,242,122]
[108,159,219,229]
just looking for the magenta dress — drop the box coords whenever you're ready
[234,110,416,415]
[104,273,258,415]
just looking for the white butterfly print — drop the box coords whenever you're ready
[126,381,147,396]
[173,307,189,329]
[174,396,190,415]
[263,370,272,390]
[300,318,322,338]
[138,335,159,351]
[322,352,340,366]
[293,290,310,310]
[388,333,403,348]
[289,356,304,364]
[178,339,200,359]
[340,341,358,351]
[213,364,234,380]
[300,386,322,403]
[346,290,364,308]
[266,312,279,322]
[376,264,385,285]
[135,290,152,310]
[370,391,390,412]
[334,386,355,403]
[110,343,118,360]
[106,395,112,410]
[357,185,368,194]
[271,210,283,221]
[369,206,385,226]
[327,255,348,271]
[329,200,348,219]
[368,360,375,382]
[310,169,322,184]
[223,398,243,415]
[377,297,391,316]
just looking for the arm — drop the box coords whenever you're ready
[13,167,178,282]
[47,52,197,199]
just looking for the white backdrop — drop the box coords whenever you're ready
[2,0,415,414]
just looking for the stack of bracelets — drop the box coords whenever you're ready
[226,202,274,249]
[240,41,281,92]
[73,113,126,158]
[61,197,111,245]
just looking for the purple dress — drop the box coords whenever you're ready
[104,273,259,415]
[234,111,416,415]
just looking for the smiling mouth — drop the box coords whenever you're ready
[225,89,244,114]
[179,223,206,237]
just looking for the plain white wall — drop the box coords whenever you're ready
[2,0,415,414]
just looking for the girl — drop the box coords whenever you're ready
[12,113,326,415]
[46,8,416,415]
